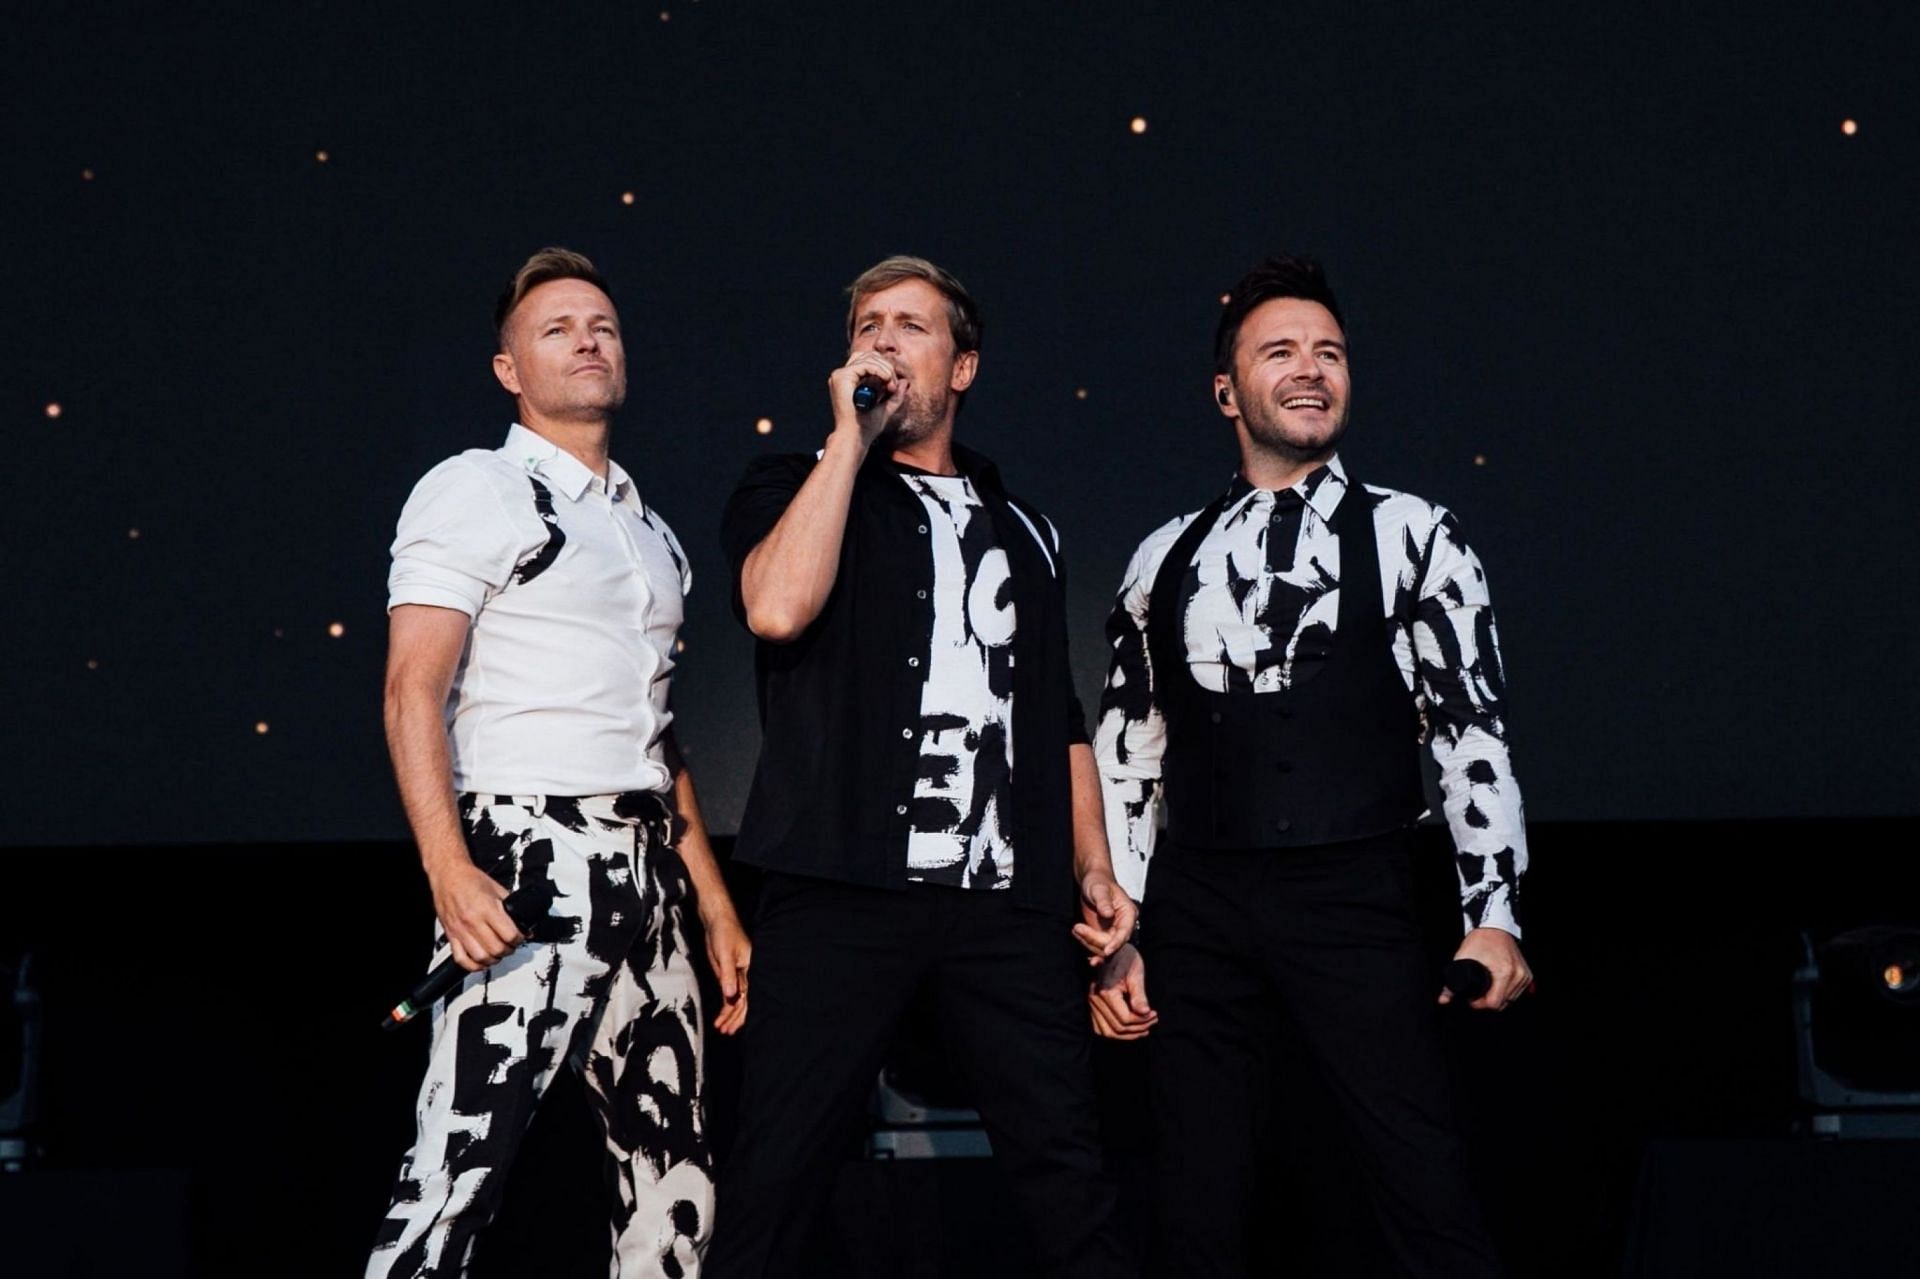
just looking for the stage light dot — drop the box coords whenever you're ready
[621,191,636,205]
[255,721,270,735]
[675,639,687,654]
[660,9,671,19]
[127,527,141,539]
[755,417,774,435]
[327,622,346,638]
[1220,293,1231,305]
[1130,117,1148,134]
[273,627,285,638]
[1474,454,1487,466]
[1075,388,1088,400]
[1842,119,1858,136]
[81,168,95,181]
[86,659,99,671]
[316,150,329,163]
[45,402,62,419]
[1887,965,1907,990]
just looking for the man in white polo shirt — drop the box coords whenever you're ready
[366,248,749,1279]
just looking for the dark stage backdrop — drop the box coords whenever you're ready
[6,3,1916,846]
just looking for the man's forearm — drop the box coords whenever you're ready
[1069,742,1119,883]
[739,432,867,641]
[663,733,739,925]
[384,685,469,876]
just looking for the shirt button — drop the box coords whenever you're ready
[916,589,928,600]
[896,805,908,816]
[1275,817,1292,833]
[902,728,913,739]
[918,524,929,534]
[908,657,920,668]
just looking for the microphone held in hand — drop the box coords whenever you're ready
[851,374,888,412]
[1440,958,1493,1004]
[380,882,555,1030]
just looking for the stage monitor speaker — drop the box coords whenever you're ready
[867,993,989,1159]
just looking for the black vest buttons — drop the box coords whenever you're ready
[1275,817,1292,833]
[1209,710,1222,724]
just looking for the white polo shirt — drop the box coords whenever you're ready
[388,423,691,797]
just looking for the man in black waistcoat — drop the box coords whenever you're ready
[708,255,1138,1278]
[1089,255,1532,1277]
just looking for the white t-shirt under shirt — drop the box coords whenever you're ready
[900,471,1017,890]
[387,424,691,798]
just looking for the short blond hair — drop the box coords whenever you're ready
[844,255,982,353]
[494,248,613,347]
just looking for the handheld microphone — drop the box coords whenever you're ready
[381,883,555,1030]
[851,374,888,412]
[1440,958,1493,1004]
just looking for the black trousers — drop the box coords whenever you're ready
[706,874,1134,1279]
[1143,830,1502,1278]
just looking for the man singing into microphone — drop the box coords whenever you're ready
[1090,255,1530,1276]
[367,248,750,1278]
[706,256,1137,1277]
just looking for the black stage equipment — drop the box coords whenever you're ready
[1793,926,1920,1138]
[0,954,41,1173]
[867,996,990,1159]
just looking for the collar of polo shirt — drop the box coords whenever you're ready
[1223,452,1351,526]
[505,422,641,510]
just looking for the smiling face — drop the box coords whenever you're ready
[1218,296,1351,464]
[491,277,627,423]
[848,277,977,445]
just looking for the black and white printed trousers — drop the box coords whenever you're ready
[367,791,713,1279]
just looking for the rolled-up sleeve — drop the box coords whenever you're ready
[388,458,523,617]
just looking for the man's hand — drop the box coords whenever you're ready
[827,351,901,446]
[703,906,752,1036]
[1089,944,1156,1040]
[1072,871,1138,964]
[1439,927,1533,1011]
[429,858,525,973]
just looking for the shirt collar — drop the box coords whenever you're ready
[860,440,1006,490]
[1223,454,1349,524]
[501,423,637,508]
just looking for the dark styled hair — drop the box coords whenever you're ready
[494,247,614,347]
[845,255,983,353]
[1213,254,1345,375]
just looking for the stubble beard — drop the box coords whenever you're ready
[1238,387,1348,466]
[547,374,626,425]
[881,382,951,447]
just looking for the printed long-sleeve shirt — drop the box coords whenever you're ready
[1094,455,1527,937]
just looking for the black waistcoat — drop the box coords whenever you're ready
[1146,479,1425,849]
